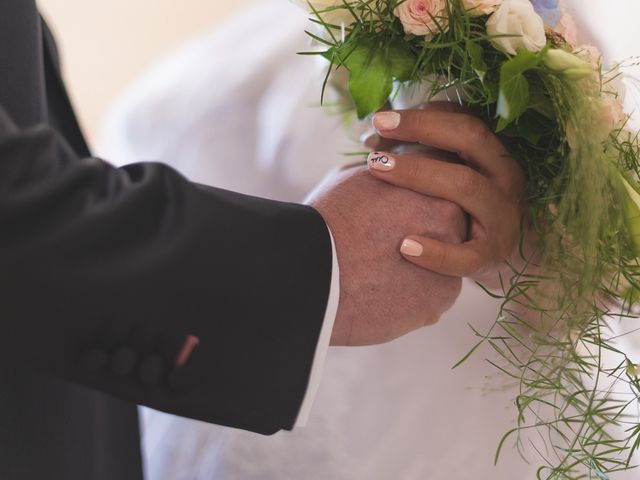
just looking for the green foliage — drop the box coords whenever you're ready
[300,0,640,478]
[499,110,553,145]
[334,39,416,118]
[466,39,487,81]
[342,43,394,118]
[496,48,546,131]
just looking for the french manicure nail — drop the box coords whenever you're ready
[401,238,423,257]
[368,152,395,171]
[373,111,401,131]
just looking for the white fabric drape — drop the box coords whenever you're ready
[98,2,640,479]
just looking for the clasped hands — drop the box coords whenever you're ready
[308,103,526,346]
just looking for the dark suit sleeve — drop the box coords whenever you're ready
[0,107,333,434]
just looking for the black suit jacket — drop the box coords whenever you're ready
[0,2,333,479]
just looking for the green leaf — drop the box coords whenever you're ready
[496,116,510,132]
[466,40,487,81]
[496,49,543,130]
[388,41,416,82]
[341,44,392,119]
[337,40,416,119]
[331,40,417,119]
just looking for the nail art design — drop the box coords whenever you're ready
[368,152,395,171]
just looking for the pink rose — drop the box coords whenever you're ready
[394,0,449,38]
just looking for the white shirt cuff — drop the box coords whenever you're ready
[294,223,340,427]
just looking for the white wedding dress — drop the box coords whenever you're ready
[98,2,640,479]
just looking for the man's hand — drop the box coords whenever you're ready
[308,167,467,346]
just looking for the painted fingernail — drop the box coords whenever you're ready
[368,151,395,171]
[401,238,423,257]
[373,111,401,131]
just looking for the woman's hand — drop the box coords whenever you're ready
[367,104,526,286]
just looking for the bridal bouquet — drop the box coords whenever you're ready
[294,0,640,478]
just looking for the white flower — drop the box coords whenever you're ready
[462,0,503,17]
[543,49,593,79]
[290,0,357,27]
[486,0,547,56]
[393,0,449,38]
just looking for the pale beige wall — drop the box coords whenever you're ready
[37,0,252,142]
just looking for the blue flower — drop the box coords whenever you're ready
[530,0,561,27]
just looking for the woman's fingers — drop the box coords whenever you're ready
[367,150,499,222]
[362,103,471,150]
[372,109,517,187]
[399,235,491,278]
[360,131,401,151]
[368,106,526,281]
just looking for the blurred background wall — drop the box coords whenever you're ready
[38,0,253,142]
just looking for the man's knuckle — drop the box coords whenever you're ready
[421,198,465,243]
[439,200,464,223]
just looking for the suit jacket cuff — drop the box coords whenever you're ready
[294,223,339,427]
